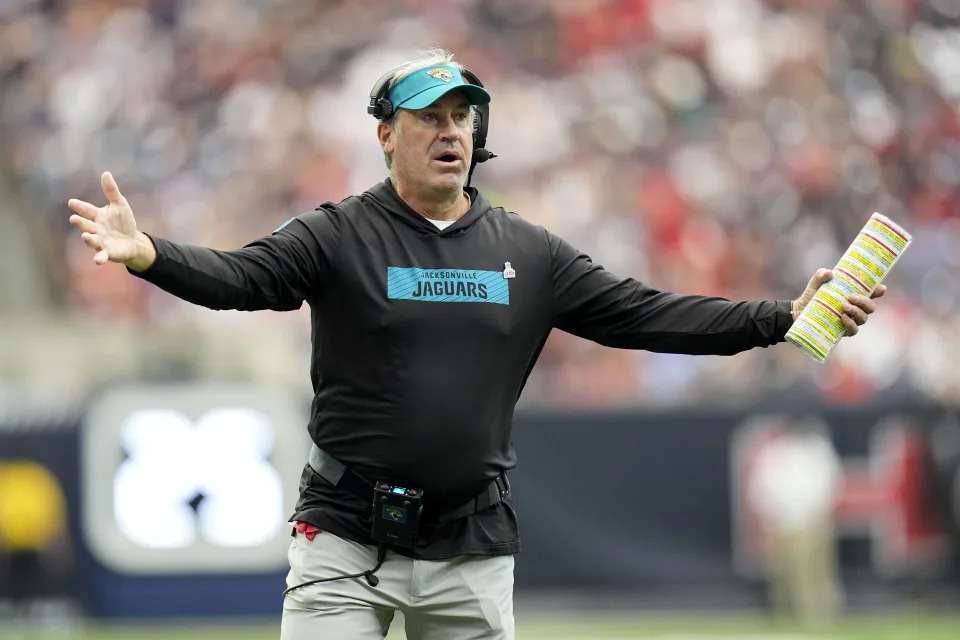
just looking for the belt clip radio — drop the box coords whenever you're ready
[372,481,423,548]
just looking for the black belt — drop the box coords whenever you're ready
[307,444,510,524]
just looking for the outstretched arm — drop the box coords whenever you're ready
[548,232,883,355]
[68,172,338,312]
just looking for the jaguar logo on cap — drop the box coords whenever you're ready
[426,68,454,83]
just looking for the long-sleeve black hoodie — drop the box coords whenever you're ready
[131,178,794,558]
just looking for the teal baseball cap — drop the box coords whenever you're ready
[388,65,491,113]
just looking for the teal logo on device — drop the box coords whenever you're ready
[382,506,408,523]
[387,267,509,305]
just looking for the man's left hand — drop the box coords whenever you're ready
[792,268,887,337]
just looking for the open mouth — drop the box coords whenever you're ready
[433,153,462,166]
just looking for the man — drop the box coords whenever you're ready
[747,420,843,625]
[67,49,884,639]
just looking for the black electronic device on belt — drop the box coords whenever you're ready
[284,446,509,597]
[371,481,423,548]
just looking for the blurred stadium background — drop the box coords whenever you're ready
[1,0,959,638]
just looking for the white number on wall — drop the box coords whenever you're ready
[113,408,283,549]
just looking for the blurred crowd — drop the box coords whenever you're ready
[0,0,958,408]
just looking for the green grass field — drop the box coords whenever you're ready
[22,612,960,640]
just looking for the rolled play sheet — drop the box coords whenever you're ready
[785,212,912,363]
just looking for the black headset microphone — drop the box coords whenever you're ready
[472,148,497,164]
[368,67,496,187]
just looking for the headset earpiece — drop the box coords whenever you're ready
[460,70,488,152]
[367,69,396,121]
[372,97,393,121]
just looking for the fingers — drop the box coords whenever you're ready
[847,294,876,316]
[841,291,882,336]
[803,269,886,340]
[69,174,125,267]
[101,171,127,206]
[842,314,859,337]
[81,232,103,252]
[842,300,869,326]
[67,198,99,220]
[809,268,833,289]
[72,212,110,265]
[82,233,111,265]
[69,214,97,234]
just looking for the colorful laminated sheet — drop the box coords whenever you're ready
[785,212,912,363]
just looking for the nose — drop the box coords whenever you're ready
[438,114,459,141]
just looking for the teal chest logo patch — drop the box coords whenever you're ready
[387,267,509,305]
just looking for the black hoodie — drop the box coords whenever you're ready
[132,178,794,558]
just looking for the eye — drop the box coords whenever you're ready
[421,112,438,124]
[455,112,471,124]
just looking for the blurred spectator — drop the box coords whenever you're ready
[747,419,843,626]
[0,0,957,407]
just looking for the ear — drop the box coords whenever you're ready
[377,120,396,155]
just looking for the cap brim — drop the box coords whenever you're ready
[396,84,491,111]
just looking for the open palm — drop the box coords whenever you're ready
[68,171,141,266]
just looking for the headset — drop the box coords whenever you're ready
[367,67,496,187]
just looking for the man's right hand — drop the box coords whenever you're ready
[68,171,156,271]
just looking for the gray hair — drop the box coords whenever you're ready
[381,48,471,171]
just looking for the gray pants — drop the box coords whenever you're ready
[281,528,515,639]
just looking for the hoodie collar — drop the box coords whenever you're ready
[365,179,488,236]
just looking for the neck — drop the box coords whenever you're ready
[393,180,470,222]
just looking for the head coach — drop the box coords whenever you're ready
[67,48,884,639]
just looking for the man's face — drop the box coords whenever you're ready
[380,91,474,196]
